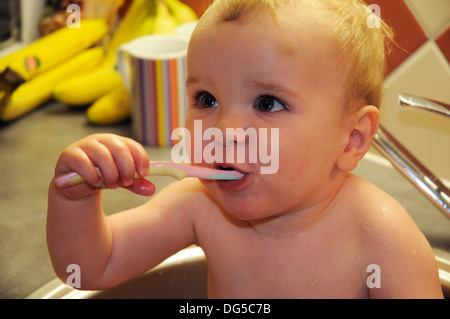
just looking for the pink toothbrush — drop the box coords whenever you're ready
[55,161,244,188]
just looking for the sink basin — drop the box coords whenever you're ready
[436,249,450,298]
[26,246,207,299]
[26,150,450,299]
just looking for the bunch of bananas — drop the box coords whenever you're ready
[0,18,109,121]
[0,0,197,124]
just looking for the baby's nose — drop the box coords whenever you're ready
[213,115,250,145]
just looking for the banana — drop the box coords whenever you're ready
[165,0,198,25]
[104,0,156,60]
[86,82,131,125]
[1,47,104,121]
[152,0,178,34]
[55,0,188,123]
[137,2,158,36]
[53,0,157,106]
[53,61,122,106]
[82,0,190,125]
[0,19,108,80]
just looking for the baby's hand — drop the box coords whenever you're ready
[53,134,155,199]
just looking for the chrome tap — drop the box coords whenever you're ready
[371,94,450,218]
[399,93,450,117]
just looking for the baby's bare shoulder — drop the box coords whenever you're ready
[342,175,442,298]
[341,174,423,245]
[343,174,417,235]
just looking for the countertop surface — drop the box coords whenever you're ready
[1,100,449,299]
[0,101,174,298]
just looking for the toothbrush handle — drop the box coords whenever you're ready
[54,161,243,188]
[54,162,177,188]
[54,168,102,188]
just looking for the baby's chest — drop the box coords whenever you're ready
[204,239,369,298]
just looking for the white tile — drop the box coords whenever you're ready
[380,41,450,182]
[406,0,450,38]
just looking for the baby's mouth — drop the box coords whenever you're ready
[212,164,251,190]
[218,165,237,171]
[215,164,245,174]
[212,164,251,184]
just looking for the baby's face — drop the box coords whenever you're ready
[185,6,352,229]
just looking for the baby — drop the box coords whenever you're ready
[47,0,443,298]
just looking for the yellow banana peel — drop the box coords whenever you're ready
[86,82,131,125]
[0,19,109,81]
[1,47,104,121]
[81,0,195,125]
[152,0,178,34]
[50,0,197,124]
[105,0,156,59]
[53,0,157,106]
[53,60,122,106]
[165,0,198,25]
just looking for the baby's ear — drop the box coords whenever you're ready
[336,105,379,172]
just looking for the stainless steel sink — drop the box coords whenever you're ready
[26,246,207,299]
[436,249,450,298]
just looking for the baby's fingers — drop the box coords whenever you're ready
[125,178,156,197]
[95,135,149,187]
[56,145,104,188]
[78,140,121,189]
[54,134,150,198]
[117,136,150,178]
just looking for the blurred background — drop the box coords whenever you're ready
[373,0,450,187]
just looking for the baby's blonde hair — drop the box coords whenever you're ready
[203,0,394,110]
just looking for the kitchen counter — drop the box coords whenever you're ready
[0,101,174,298]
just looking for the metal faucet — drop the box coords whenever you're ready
[399,93,450,117]
[372,94,450,218]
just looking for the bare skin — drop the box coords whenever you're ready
[47,3,443,298]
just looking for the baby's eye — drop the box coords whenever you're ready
[255,95,287,112]
[193,91,218,109]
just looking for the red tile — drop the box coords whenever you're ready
[436,25,450,65]
[364,0,428,75]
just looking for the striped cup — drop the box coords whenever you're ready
[117,34,189,146]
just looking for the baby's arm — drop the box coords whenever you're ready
[47,134,198,289]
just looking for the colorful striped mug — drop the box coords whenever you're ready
[117,34,189,146]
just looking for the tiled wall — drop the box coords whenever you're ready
[370,0,450,184]
[182,0,450,184]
